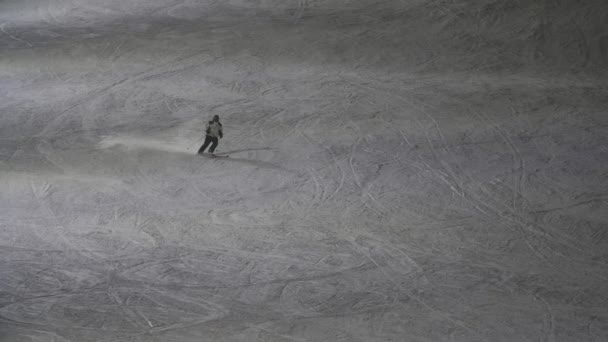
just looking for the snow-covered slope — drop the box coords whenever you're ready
[1,1,607,341]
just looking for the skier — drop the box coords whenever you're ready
[197,115,223,155]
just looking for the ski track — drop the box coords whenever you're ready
[341,73,602,265]
[0,23,33,47]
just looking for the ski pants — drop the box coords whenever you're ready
[198,135,219,154]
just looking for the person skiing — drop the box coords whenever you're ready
[197,115,223,155]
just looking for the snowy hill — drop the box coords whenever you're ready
[1,1,607,341]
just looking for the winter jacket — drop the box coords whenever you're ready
[206,121,223,138]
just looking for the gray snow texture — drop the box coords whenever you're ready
[1,0,608,341]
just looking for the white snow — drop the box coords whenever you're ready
[1,0,608,341]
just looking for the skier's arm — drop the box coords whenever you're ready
[205,122,210,135]
[219,126,223,139]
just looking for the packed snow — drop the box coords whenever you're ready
[1,0,607,341]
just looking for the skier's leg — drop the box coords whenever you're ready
[197,136,212,154]
[209,137,219,153]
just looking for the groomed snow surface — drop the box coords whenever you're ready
[1,0,608,341]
